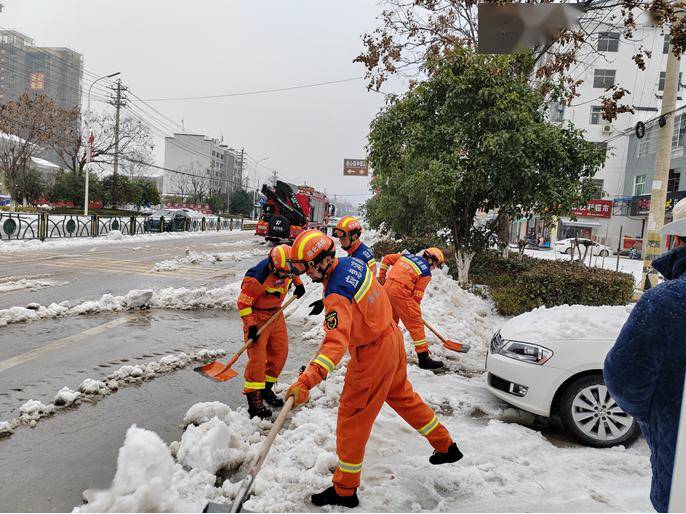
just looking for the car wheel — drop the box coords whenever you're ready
[599,249,610,257]
[564,247,573,255]
[559,374,640,448]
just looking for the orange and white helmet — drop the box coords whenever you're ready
[422,247,445,268]
[289,229,335,275]
[269,244,292,277]
[332,216,362,239]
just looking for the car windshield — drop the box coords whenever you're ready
[151,209,176,217]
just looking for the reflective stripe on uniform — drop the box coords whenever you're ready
[244,381,265,390]
[265,375,277,383]
[239,307,253,317]
[380,262,390,270]
[354,268,373,302]
[418,414,439,436]
[313,353,335,373]
[367,258,377,266]
[413,339,427,347]
[401,256,421,275]
[337,460,363,473]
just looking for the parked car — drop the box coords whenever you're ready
[144,209,194,232]
[485,304,641,448]
[555,238,613,257]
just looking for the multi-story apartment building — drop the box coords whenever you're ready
[514,8,686,253]
[162,133,243,202]
[0,30,83,111]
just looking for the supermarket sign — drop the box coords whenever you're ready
[572,199,613,219]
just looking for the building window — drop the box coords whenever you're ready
[593,69,616,89]
[591,179,605,198]
[590,106,603,125]
[549,101,565,122]
[659,71,682,91]
[668,168,681,193]
[664,33,670,54]
[634,175,647,196]
[597,32,619,52]
[673,114,686,149]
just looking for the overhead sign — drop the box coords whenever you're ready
[572,199,613,219]
[630,191,686,216]
[343,159,368,176]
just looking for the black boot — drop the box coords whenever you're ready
[429,442,463,465]
[262,382,284,407]
[311,486,359,508]
[418,351,444,370]
[246,391,272,419]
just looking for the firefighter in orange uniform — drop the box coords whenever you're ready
[285,230,462,508]
[378,248,445,369]
[237,244,305,419]
[332,216,377,274]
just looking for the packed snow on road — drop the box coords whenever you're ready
[70,267,651,513]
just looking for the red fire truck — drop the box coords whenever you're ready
[255,181,335,243]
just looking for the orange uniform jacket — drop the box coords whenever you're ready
[297,257,452,495]
[346,239,377,275]
[378,253,432,353]
[237,258,302,326]
[237,258,302,392]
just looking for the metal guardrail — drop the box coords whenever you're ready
[0,212,245,241]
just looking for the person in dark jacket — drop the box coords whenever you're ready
[604,198,686,512]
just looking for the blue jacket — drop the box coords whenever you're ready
[604,245,686,512]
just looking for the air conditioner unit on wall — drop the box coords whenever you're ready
[602,124,613,134]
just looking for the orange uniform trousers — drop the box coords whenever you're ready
[243,309,289,393]
[333,323,452,495]
[384,279,429,354]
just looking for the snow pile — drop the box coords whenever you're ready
[153,248,267,272]
[106,230,123,240]
[79,379,109,396]
[500,304,633,345]
[176,418,234,475]
[0,421,14,437]
[109,365,145,381]
[76,426,208,513]
[0,282,241,327]
[183,401,233,426]
[18,399,55,424]
[54,387,80,407]
[0,276,66,293]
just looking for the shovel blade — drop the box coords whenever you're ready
[443,340,471,353]
[194,360,238,381]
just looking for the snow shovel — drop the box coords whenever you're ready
[195,296,298,382]
[230,395,296,512]
[423,320,471,353]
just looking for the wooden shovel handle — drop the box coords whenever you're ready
[250,396,295,476]
[423,319,447,343]
[224,295,299,370]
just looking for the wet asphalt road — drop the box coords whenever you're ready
[0,231,315,512]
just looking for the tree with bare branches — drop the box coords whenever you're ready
[355,1,686,121]
[0,93,70,212]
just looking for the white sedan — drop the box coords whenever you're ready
[485,304,640,448]
[555,238,613,257]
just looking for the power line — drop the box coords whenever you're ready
[142,76,365,102]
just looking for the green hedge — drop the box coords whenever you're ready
[372,240,634,316]
[472,251,634,316]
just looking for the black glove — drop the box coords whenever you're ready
[309,299,324,316]
[294,284,306,299]
[247,325,259,344]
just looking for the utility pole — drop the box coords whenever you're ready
[639,28,681,292]
[108,79,128,206]
[272,170,278,187]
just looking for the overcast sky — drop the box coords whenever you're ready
[2,0,406,205]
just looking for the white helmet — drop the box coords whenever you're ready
[661,198,686,236]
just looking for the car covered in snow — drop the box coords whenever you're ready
[555,238,613,257]
[486,304,640,448]
[144,208,198,232]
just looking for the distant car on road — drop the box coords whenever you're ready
[555,238,613,257]
[144,208,195,232]
[486,304,640,448]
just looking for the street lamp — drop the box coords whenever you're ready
[84,72,120,216]
[252,157,269,220]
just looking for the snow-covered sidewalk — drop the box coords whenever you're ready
[0,228,247,254]
[74,269,652,513]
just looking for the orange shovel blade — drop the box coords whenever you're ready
[443,340,471,353]
[194,360,238,381]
